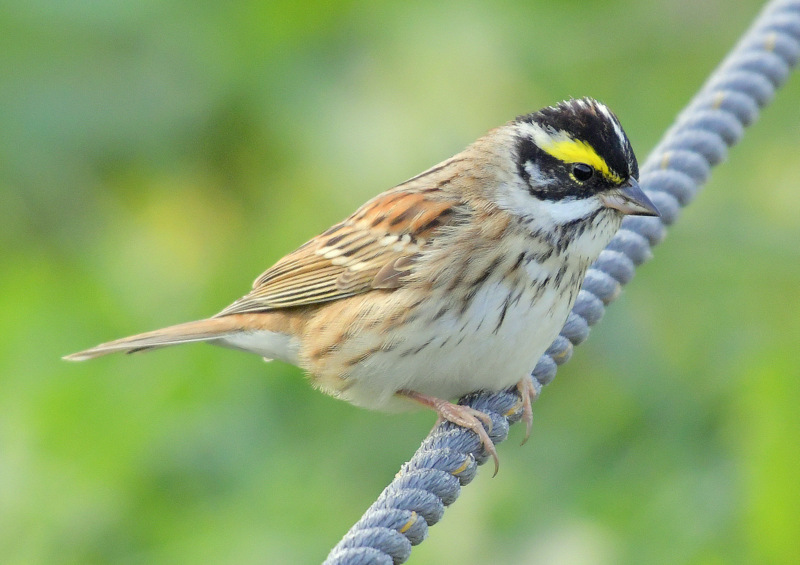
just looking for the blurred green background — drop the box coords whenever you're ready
[2,0,799,563]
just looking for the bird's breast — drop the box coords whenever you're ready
[317,239,591,411]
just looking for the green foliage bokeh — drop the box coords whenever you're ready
[2,1,799,563]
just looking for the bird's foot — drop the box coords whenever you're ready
[398,389,499,476]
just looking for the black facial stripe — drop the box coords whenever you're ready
[515,134,606,201]
[515,133,541,184]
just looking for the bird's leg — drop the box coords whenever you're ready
[516,377,539,445]
[397,389,499,476]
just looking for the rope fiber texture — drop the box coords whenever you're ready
[323,2,800,563]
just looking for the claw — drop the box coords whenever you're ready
[398,389,500,476]
[516,377,539,445]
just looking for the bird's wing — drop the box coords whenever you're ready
[216,189,457,315]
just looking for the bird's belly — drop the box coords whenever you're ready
[338,277,575,411]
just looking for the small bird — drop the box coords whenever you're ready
[66,98,658,473]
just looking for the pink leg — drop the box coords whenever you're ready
[398,389,500,476]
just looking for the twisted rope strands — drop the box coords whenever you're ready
[323,2,800,563]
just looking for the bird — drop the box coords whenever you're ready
[65,97,659,474]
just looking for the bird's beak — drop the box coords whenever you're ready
[601,177,660,217]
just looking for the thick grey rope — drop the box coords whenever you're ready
[323,1,800,563]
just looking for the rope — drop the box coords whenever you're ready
[323,1,800,563]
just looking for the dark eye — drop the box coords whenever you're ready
[572,163,594,182]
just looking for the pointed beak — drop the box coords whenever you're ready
[601,177,660,217]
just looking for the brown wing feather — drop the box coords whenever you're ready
[216,189,456,316]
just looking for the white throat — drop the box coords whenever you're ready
[495,181,621,263]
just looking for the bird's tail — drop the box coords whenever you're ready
[63,317,243,361]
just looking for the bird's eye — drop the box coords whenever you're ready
[572,163,594,182]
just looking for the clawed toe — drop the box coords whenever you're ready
[398,389,500,476]
[436,403,499,476]
[516,377,539,445]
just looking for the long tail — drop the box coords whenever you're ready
[63,317,243,361]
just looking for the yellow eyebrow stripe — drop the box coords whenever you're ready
[541,138,623,184]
